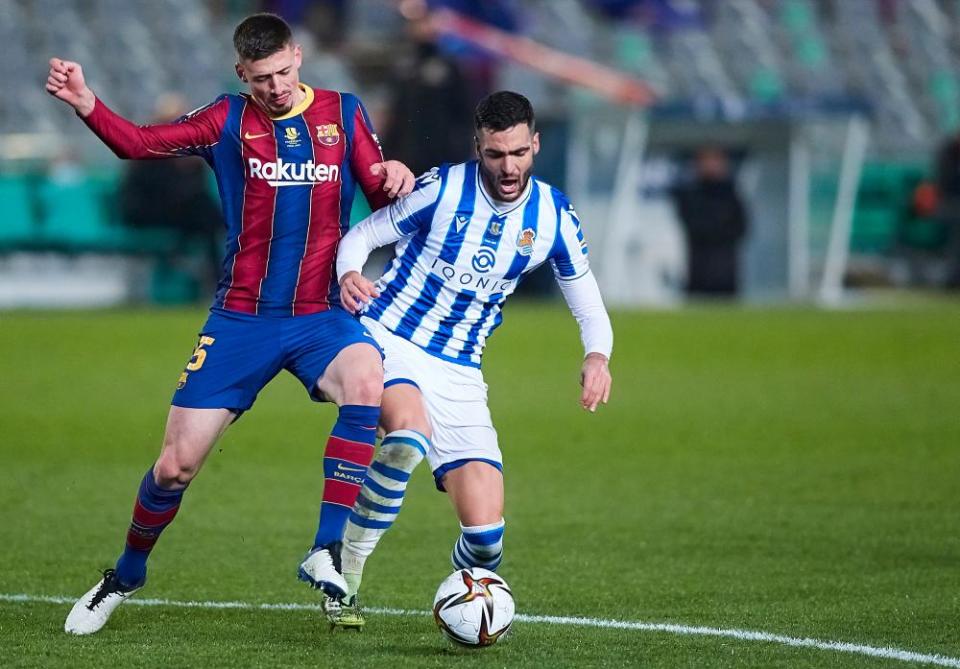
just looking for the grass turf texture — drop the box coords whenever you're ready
[0,303,958,668]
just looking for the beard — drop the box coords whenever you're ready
[479,162,534,202]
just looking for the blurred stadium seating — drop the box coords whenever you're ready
[2,0,959,305]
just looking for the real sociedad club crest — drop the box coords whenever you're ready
[316,124,340,146]
[517,228,536,256]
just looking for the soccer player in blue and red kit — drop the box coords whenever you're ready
[47,13,415,635]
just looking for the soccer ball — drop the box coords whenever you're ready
[432,568,514,647]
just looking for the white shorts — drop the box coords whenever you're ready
[361,317,501,487]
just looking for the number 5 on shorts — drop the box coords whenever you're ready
[177,336,215,390]
[187,336,216,371]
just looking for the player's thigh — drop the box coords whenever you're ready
[381,382,432,437]
[443,461,504,526]
[288,309,383,406]
[315,342,384,406]
[155,406,235,486]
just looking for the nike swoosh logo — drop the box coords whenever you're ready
[337,463,366,473]
[243,131,272,140]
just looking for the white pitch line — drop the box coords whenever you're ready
[3,593,959,668]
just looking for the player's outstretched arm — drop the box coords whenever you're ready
[46,58,96,116]
[580,352,612,413]
[46,63,227,161]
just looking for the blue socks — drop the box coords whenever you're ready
[452,519,505,571]
[312,404,380,549]
[115,469,185,588]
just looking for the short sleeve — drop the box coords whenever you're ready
[389,166,446,236]
[549,197,591,280]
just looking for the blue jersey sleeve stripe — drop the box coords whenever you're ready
[393,164,449,235]
[548,187,579,278]
[553,266,591,282]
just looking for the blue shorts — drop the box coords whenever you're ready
[171,307,382,414]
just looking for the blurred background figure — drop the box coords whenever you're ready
[117,93,223,293]
[671,148,748,298]
[934,128,960,289]
[380,0,473,176]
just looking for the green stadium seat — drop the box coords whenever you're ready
[749,69,785,103]
[36,177,125,251]
[930,69,960,133]
[796,38,827,68]
[899,218,948,250]
[849,161,931,255]
[851,208,898,253]
[781,0,814,31]
[0,175,41,250]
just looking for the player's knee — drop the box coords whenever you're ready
[342,367,383,406]
[352,374,383,406]
[381,411,431,438]
[457,506,503,528]
[378,429,429,471]
[153,453,198,488]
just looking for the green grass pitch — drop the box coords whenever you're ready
[1,303,958,667]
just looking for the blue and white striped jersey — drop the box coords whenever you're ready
[360,160,591,368]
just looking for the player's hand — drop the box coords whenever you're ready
[580,352,611,413]
[340,270,380,314]
[370,160,415,198]
[46,58,96,117]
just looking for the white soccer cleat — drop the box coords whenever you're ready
[298,542,348,598]
[64,569,142,635]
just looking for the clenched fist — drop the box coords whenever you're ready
[46,58,96,117]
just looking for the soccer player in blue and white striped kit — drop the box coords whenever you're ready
[329,91,614,626]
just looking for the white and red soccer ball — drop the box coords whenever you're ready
[432,568,515,647]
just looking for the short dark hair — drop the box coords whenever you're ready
[233,13,293,62]
[474,91,535,133]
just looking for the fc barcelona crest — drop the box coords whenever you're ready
[316,124,340,146]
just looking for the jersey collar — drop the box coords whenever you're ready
[269,83,314,121]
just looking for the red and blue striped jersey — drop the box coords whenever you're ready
[83,84,390,316]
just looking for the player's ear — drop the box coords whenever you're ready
[474,136,481,158]
[235,63,247,83]
[293,44,302,68]
[532,131,540,155]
